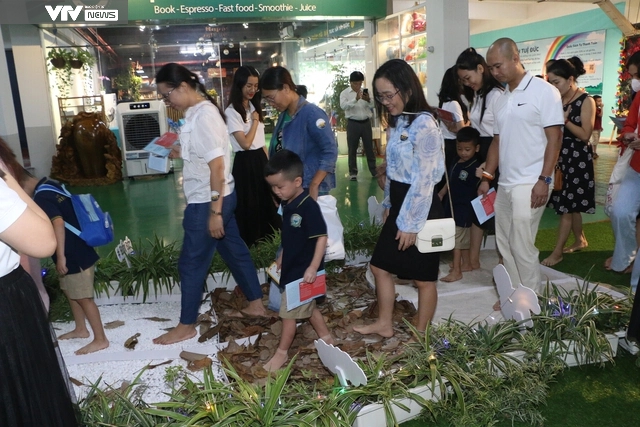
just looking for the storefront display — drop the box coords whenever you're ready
[377,5,427,87]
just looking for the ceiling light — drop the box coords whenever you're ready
[242,23,249,29]
[270,52,278,58]
[139,25,145,31]
[257,50,262,55]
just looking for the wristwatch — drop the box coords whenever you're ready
[210,209,222,216]
[538,175,552,185]
[211,190,220,201]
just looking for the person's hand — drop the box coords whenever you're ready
[209,214,225,239]
[623,133,639,145]
[629,139,640,150]
[251,111,260,122]
[56,256,68,276]
[168,144,181,159]
[475,167,484,179]
[303,266,318,283]
[361,91,370,102]
[437,189,446,201]
[478,180,490,196]
[396,230,417,251]
[355,91,362,101]
[530,181,549,209]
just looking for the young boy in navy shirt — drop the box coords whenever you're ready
[263,149,333,372]
[33,177,109,355]
[439,126,482,283]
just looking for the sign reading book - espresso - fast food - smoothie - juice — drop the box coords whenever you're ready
[478,30,606,94]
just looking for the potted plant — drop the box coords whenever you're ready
[327,64,350,154]
[69,48,95,70]
[47,47,71,69]
[113,65,143,101]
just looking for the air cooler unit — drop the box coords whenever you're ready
[116,101,169,178]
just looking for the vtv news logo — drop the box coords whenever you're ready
[45,3,118,22]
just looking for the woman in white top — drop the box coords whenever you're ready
[225,66,280,247]
[153,63,266,346]
[438,65,469,169]
[455,47,505,271]
[0,168,78,426]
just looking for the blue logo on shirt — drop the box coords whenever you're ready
[291,214,302,228]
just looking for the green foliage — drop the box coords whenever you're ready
[46,47,96,97]
[113,66,143,101]
[328,64,350,130]
[342,217,382,259]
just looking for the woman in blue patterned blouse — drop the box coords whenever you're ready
[354,59,445,338]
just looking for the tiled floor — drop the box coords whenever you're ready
[74,142,618,256]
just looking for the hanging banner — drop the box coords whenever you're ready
[478,30,606,94]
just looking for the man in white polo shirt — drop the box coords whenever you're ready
[479,38,563,294]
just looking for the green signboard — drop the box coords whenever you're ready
[128,0,387,21]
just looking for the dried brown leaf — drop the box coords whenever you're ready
[146,360,173,369]
[187,357,212,371]
[69,377,84,387]
[104,320,125,329]
[138,317,171,322]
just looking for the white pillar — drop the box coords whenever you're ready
[0,26,23,165]
[7,25,57,178]
[425,0,469,106]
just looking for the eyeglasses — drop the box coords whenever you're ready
[158,87,175,101]
[262,90,281,104]
[375,89,400,103]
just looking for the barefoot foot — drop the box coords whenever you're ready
[264,348,288,372]
[353,322,394,338]
[563,242,588,253]
[244,300,268,317]
[440,272,463,282]
[541,254,563,267]
[75,338,109,355]
[604,256,613,270]
[59,329,90,340]
[153,323,196,345]
[319,334,335,346]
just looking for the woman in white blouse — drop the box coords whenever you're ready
[225,66,280,247]
[456,48,505,270]
[0,167,78,426]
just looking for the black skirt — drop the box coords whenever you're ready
[0,266,79,426]
[370,180,443,281]
[232,149,281,247]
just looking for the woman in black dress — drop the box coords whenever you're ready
[225,66,280,247]
[0,166,78,426]
[542,57,596,267]
[354,60,445,337]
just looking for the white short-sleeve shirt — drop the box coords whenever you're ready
[224,103,266,152]
[180,101,235,203]
[468,87,502,137]
[439,100,464,140]
[0,179,27,276]
[492,72,563,187]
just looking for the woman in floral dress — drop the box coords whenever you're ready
[542,57,595,266]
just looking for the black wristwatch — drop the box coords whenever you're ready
[538,175,552,185]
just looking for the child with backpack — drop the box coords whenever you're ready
[33,177,109,355]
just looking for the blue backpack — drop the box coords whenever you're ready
[35,183,114,247]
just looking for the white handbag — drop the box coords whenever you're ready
[416,142,456,253]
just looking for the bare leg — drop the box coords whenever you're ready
[413,280,438,332]
[564,212,588,253]
[264,318,296,371]
[308,308,333,345]
[73,298,109,355]
[58,293,90,340]
[469,224,483,270]
[441,248,463,282]
[459,248,473,272]
[541,213,571,266]
[353,265,395,337]
[153,323,197,345]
